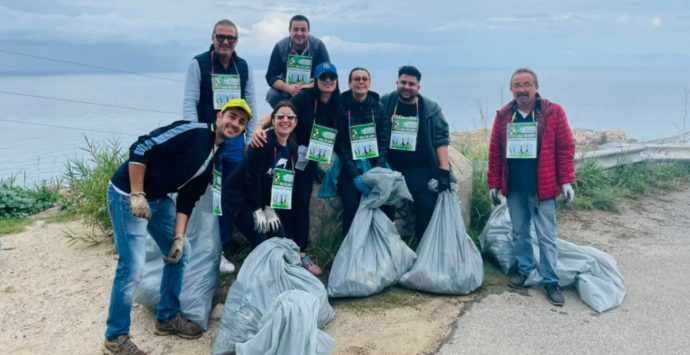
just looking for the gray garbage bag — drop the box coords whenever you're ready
[213,238,335,354]
[399,181,484,294]
[235,290,336,355]
[478,203,516,274]
[134,186,221,329]
[480,201,626,313]
[327,167,416,298]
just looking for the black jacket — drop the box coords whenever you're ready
[111,121,221,216]
[265,36,330,88]
[380,92,450,171]
[223,129,298,212]
[336,90,390,179]
[194,47,250,123]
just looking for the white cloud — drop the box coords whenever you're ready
[649,16,662,27]
[430,21,475,32]
[238,13,290,55]
[320,35,432,54]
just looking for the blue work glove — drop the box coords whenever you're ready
[353,176,371,196]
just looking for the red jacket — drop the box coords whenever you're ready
[488,96,576,200]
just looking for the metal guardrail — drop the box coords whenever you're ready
[575,143,690,169]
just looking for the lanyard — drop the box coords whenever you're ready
[347,108,376,131]
[392,99,419,119]
[511,110,537,123]
[314,99,337,130]
[288,40,311,56]
[210,51,239,76]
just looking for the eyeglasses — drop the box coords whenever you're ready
[214,34,238,43]
[351,76,369,82]
[275,113,297,121]
[511,82,534,89]
[318,73,337,81]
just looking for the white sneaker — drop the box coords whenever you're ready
[219,254,236,273]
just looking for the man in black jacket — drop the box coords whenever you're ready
[103,99,251,355]
[381,65,451,242]
[264,14,330,108]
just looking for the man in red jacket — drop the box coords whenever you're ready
[487,68,576,306]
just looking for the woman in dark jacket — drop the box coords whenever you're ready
[222,101,299,249]
[251,62,342,276]
[335,67,393,237]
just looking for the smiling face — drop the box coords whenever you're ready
[396,74,420,103]
[349,69,370,97]
[271,106,298,137]
[289,20,309,48]
[215,108,248,142]
[212,24,238,57]
[317,72,338,94]
[510,72,538,109]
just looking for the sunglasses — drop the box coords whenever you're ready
[318,73,337,81]
[275,113,297,120]
[214,34,238,43]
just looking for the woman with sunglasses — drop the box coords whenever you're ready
[334,67,393,237]
[251,62,342,276]
[222,101,299,249]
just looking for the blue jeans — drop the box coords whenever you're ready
[507,192,559,285]
[219,136,245,246]
[104,184,188,340]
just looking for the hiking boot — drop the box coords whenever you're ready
[300,255,323,277]
[544,284,565,306]
[155,314,203,339]
[507,272,526,288]
[219,254,236,273]
[103,335,146,355]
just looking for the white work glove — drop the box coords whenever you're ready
[253,208,268,233]
[295,145,308,171]
[562,183,575,204]
[263,206,282,233]
[489,188,502,207]
[163,235,184,264]
[130,192,150,220]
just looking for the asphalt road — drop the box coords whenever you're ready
[437,188,690,355]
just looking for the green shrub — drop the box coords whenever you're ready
[63,137,126,240]
[0,178,61,219]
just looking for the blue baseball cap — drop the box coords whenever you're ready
[314,62,338,79]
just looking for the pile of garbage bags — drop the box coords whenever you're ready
[213,238,335,354]
[327,167,416,298]
[399,181,484,295]
[479,202,626,313]
[135,186,221,329]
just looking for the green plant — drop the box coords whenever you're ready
[63,137,126,242]
[0,178,61,219]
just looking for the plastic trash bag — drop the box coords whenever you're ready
[234,290,336,355]
[135,185,221,329]
[478,203,516,274]
[213,238,335,354]
[479,201,626,313]
[399,180,483,294]
[327,167,416,298]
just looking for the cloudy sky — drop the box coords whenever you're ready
[0,0,688,75]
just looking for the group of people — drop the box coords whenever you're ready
[102,14,576,355]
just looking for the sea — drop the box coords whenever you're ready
[1,66,689,185]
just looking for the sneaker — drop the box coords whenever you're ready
[544,284,565,306]
[103,335,146,355]
[507,272,526,288]
[219,254,236,273]
[155,314,203,339]
[300,255,323,276]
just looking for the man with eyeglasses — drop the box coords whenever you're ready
[182,19,258,274]
[380,65,451,243]
[265,14,330,108]
[487,68,576,307]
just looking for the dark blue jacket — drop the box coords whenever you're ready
[265,36,330,88]
[111,120,222,216]
[195,47,250,123]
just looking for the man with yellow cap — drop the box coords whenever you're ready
[103,100,251,355]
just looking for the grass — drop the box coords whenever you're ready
[0,217,32,236]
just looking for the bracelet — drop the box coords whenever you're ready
[130,192,146,197]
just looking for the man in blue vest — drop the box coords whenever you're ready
[265,14,330,108]
[183,19,257,273]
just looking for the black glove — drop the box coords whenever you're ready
[437,168,451,191]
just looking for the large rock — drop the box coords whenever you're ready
[309,146,474,242]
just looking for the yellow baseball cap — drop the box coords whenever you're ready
[221,99,253,120]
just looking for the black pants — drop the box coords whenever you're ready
[287,163,315,252]
[232,207,288,249]
[338,173,395,237]
[395,166,438,242]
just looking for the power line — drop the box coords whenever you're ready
[0,49,184,83]
[0,89,181,116]
[0,118,138,137]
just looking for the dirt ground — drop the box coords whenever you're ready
[0,219,464,354]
